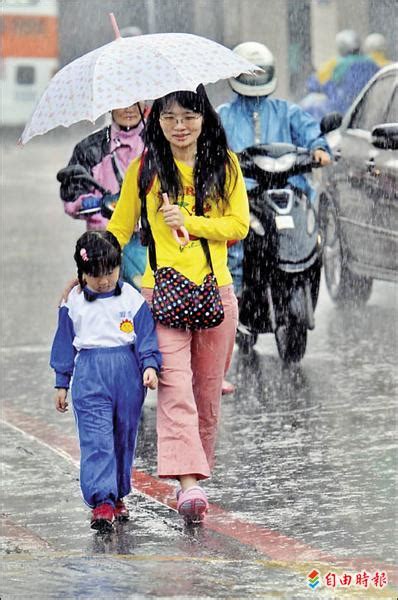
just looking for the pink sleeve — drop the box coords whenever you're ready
[63,193,98,220]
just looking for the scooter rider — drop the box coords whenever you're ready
[217,41,332,302]
[322,31,378,115]
[363,33,391,68]
[57,103,148,289]
[217,42,331,378]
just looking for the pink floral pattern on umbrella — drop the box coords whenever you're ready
[20,33,260,144]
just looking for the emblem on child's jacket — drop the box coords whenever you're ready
[120,319,134,333]
[119,312,134,334]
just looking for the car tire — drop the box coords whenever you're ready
[322,202,373,305]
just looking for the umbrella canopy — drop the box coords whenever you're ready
[20,32,260,144]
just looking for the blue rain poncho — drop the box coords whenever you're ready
[218,94,331,200]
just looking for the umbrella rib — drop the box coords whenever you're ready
[150,40,198,91]
[92,58,102,122]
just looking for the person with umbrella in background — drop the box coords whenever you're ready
[107,84,249,524]
[57,101,148,290]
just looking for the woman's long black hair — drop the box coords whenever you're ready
[139,85,237,232]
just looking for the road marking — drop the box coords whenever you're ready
[1,516,52,550]
[1,406,397,588]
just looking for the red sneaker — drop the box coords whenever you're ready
[114,499,129,521]
[90,503,114,532]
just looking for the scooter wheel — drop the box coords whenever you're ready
[275,323,307,363]
[236,329,258,354]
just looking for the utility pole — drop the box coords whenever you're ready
[147,0,156,33]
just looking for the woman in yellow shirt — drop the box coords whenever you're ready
[108,84,249,523]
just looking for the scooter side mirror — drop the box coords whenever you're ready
[320,112,343,135]
[57,164,108,195]
[57,164,90,183]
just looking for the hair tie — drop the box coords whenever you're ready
[80,248,89,262]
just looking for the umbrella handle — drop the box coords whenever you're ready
[109,13,121,39]
[162,193,190,246]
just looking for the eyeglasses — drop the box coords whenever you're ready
[159,112,202,126]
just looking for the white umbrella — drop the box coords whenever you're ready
[20,16,260,144]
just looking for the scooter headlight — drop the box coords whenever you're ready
[273,153,296,172]
[249,213,265,236]
[252,153,296,173]
[306,207,316,235]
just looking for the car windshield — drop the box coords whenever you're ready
[350,72,397,131]
[385,87,398,123]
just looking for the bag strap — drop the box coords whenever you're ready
[138,151,156,248]
[199,238,215,273]
[110,151,124,187]
[146,223,214,275]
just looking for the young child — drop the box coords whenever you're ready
[50,231,161,532]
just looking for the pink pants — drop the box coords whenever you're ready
[141,285,238,480]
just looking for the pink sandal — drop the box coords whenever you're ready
[177,486,209,524]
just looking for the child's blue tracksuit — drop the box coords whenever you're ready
[50,281,162,508]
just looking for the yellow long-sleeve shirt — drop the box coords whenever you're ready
[108,151,249,288]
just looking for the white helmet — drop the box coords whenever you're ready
[363,33,387,54]
[335,30,361,57]
[229,42,277,97]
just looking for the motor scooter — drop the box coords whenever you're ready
[236,143,323,362]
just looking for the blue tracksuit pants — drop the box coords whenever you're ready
[71,346,145,508]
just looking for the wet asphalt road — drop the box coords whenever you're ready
[1,127,397,599]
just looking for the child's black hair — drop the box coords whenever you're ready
[74,231,122,301]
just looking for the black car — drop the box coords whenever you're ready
[319,63,398,304]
